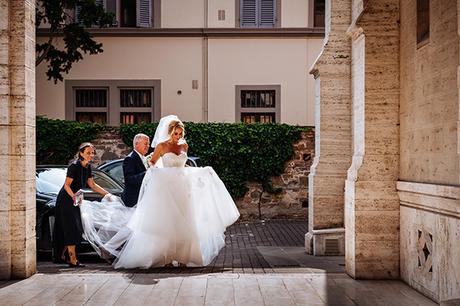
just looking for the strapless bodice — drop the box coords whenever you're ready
[161,152,187,168]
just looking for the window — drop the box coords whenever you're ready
[241,113,275,123]
[314,0,325,28]
[120,89,152,107]
[74,88,108,124]
[119,88,153,124]
[120,0,136,27]
[241,90,276,108]
[66,80,161,126]
[76,89,107,107]
[75,0,154,28]
[120,112,152,124]
[75,0,114,26]
[239,0,278,28]
[417,0,429,46]
[236,85,280,123]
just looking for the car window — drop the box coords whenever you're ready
[36,168,121,193]
[36,168,66,194]
[92,172,121,190]
[105,165,124,184]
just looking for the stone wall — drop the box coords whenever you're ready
[345,0,400,279]
[400,0,459,185]
[398,0,460,303]
[236,130,314,220]
[0,0,36,279]
[90,128,314,220]
[306,0,460,301]
[398,182,460,303]
[91,127,131,166]
[305,0,352,256]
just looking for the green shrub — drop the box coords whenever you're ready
[36,116,104,165]
[120,122,308,198]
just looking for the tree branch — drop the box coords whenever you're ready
[36,37,54,66]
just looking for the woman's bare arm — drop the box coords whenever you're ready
[87,177,109,196]
[149,143,164,166]
[63,177,75,199]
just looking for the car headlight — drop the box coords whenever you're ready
[45,199,56,209]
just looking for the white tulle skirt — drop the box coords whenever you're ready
[80,166,240,269]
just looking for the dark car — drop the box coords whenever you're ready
[97,156,200,185]
[36,166,123,256]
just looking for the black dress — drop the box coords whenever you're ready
[53,160,92,258]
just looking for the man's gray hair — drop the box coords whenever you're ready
[133,133,149,147]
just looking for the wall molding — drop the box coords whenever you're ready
[397,181,460,219]
[37,27,325,38]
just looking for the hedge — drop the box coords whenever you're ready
[120,122,307,198]
[36,117,307,198]
[36,116,104,165]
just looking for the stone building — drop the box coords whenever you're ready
[307,0,460,303]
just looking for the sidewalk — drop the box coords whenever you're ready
[0,272,436,306]
[0,220,436,305]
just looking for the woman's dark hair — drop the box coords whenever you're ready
[74,142,95,161]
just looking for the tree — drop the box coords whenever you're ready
[36,0,114,83]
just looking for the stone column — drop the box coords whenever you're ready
[305,0,352,255]
[345,0,400,279]
[0,0,36,279]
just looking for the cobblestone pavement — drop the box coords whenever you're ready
[38,220,324,274]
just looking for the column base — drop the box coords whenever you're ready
[305,228,345,256]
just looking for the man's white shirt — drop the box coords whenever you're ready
[134,150,148,169]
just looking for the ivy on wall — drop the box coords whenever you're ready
[120,122,307,198]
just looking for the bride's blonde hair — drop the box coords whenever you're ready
[168,120,185,139]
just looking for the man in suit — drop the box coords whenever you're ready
[121,133,150,207]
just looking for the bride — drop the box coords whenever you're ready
[80,115,240,268]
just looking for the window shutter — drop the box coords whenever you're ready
[136,0,151,27]
[75,5,82,23]
[259,0,275,27]
[105,0,116,15]
[241,0,257,27]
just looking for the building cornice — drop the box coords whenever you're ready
[37,27,325,38]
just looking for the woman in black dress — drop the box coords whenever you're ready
[53,142,110,267]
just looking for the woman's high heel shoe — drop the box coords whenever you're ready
[68,261,85,268]
[61,249,70,263]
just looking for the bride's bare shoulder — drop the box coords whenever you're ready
[157,141,168,148]
[153,142,167,155]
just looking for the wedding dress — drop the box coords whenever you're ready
[80,152,240,268]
